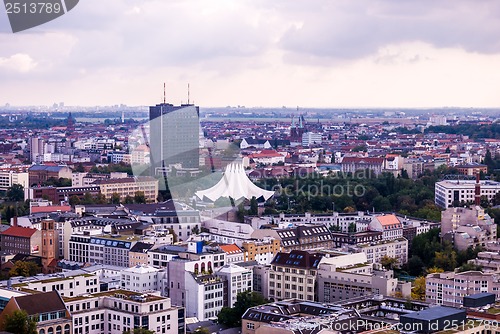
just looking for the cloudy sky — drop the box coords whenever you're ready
[1,0,500,108]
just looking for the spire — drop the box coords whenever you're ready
[188,83,190,105]
[163,83,166,104]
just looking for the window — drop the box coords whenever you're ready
[246,323,255,330]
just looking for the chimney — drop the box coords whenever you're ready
[12,215,18,227]
[475,172,481,206]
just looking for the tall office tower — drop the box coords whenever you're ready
[149,102,200,172]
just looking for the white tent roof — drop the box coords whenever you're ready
[195,163,275,202]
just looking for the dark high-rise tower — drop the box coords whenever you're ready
[149,102,200,173]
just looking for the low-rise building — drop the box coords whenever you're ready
[64,289,184,334]
[368,214,403,241]
[346,237,409,266]
[242,300,360,334]
[120,265,163,293]
[426,270,500,307]
[0,226,41,256]
[218,244,244,263]
[0,291,72,334]
[435,180,500,208]
[317,253,411,302]
[241,238,281,265]
[94,177,159,203]
[267,250,323,302]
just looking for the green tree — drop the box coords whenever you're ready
[3,309,37,334]
[406,255,425,277]
[249,196,258,216]
[94,193,107,204]
[82,192,95,205]
[9,261,40,277]
[372,195,392,212]
[433,245,457,272]
[6,184,24,202]
[457,262,483,273]
[191,225,200,235]
[411,276,426,301]
[111,193,121,204]
[236,203,246,223]
[134,191,146,204]
[75,163,85,173]
[217,291,268,327]
[380,255,398,270]
[122,329,154,334]
[69,195,80,206]
[124,195,134,204]
[347,222,356,233]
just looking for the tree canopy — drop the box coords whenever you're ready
[3,309,37,334]
[217,291,268,327]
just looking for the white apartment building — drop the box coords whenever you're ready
[435,180,500,208]
[167,243,226,321]
[346,238,409,267]
[0,168,29,192]
[426,271,500,307]
[216,264,253,307]
[64,290,184,334]
[250,211,370,233]
[9,273,100,298]
[120,265,166,293]
[302,132,322,147]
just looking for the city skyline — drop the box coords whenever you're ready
[1,0,500,108]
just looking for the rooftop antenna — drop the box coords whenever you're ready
[188,83,190,105]
[163,83,166,104]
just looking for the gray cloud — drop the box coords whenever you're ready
[277,0,500,61]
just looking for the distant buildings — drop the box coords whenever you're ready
[301,132,322,147]
[340,157,384,175]
[0,167,29,192]
[456,163,488,176]
[93,176,159,203]
[28,165,73,186]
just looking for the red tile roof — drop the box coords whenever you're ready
[1,226,38,238]
[220,244,243,254]
[376,215,402,229]
[31,205,71,214]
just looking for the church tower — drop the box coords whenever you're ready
[41,219,58,273]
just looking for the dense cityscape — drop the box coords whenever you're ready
[3,1,500,334]
[0,102,498,334]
